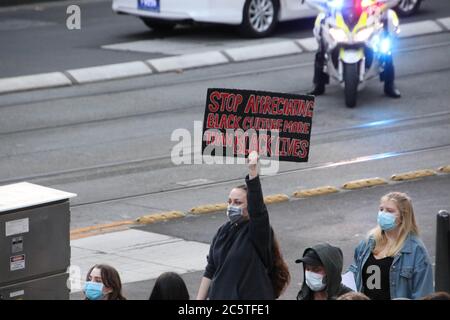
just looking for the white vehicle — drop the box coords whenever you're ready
[112,0,422,37]
[112,0,322,37]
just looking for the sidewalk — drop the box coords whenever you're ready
[69,228,209,298]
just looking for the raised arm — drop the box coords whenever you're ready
[246,152,272,265]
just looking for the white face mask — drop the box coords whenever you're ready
[305,271,327,292]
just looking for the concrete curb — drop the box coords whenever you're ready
[1,18,448,95]
[292,186,339,198]
[70,220,135,240]
[391,169,437,181]
[66,61,152,84]
[438,165,450,173]
[263,193,290,204]
[148,51,229,73]
[342,177,388,190]
[437,17,450,31]
[0,72,72,94]
[136,210,184,224]
[190,203,228,215]
[295,38,319,51]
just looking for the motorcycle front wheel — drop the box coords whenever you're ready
[344,63,359,108]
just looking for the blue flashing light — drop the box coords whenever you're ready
[380,38,391,54]
[329,0,343,9]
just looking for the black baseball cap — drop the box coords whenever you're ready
[295,249,323,266]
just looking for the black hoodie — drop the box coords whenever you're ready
[297,243,353,300]
[204,175,275,300]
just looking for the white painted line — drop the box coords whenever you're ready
[398,20,443,38]
[66,61,152,84]
[225,41,302,62]
[296,37,319,52]
[177,178,213,187]
[70,229,209,292]
[0,72,72,94]
[148,51,229,73]
[437,17,450,31]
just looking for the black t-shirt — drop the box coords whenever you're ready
[362,253,393,300]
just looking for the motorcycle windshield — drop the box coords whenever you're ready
[338,0,363,28]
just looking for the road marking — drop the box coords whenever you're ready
[0,72,72,94]
[438,165,450,173]
[136,211,185,224]
[148,51,229,73]
[342,177,388,190]
[177,178,214,187]
[66,61,152,84]
[293,186,339,198]
[264,194,290,204]
[70,229,209,291]
[224,41,302,62]
[190,203,228,215]
[391,169,437,181]
[70,220,136,240]
[399,20,443,38]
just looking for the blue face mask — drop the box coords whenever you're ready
[378,211,397,231]
[84,281,104,300]
[305,271,327,292]
[227,205,244,224]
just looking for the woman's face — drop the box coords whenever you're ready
[89,267,112,295]
[228,188,248,217]
[379,199,402,226]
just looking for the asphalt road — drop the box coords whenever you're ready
[1,0,449,77]
[1,30,449,227]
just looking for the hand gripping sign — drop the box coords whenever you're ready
[202,88,315,163]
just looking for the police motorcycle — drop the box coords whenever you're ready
[304,0,401,108]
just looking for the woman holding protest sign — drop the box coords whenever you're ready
[196,152,290,300]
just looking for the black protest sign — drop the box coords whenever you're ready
[202,88,315,163]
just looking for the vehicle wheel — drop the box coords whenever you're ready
[141,18,176,32]
[240,0,279,38]
[395,0,422,17]
[344,63,359,108]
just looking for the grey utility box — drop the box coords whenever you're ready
[0,182,76,300]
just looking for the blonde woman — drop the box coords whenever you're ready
[349,192,433,300]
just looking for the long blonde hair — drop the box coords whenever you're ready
[369,192,419,257]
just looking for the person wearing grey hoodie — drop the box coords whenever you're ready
[296,243,352,300]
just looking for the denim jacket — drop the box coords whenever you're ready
[348,233,434,299]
